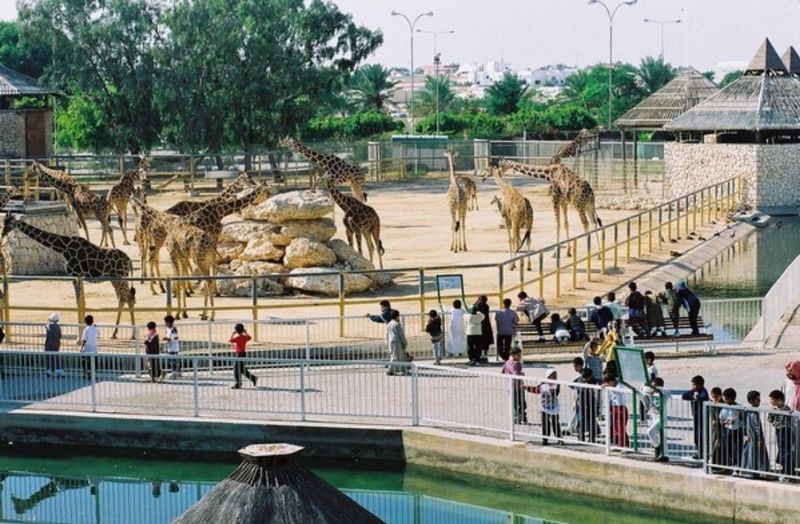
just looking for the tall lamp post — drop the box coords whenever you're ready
[391,10,434,133]
[588,0,638,129]
[643,18,681,59]
[416,29,455,135]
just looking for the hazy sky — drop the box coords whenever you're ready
[2,0,799,72]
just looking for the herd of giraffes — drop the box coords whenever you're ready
[445,128,603,263]
[0,130,603,335]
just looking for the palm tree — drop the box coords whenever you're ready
[484,72,530,115]
[560,69,591,104]
[636,56,677,95]
[347,64,398,113]
[414,75,457,116]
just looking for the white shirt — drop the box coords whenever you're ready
[81,325,98,353]
[465,312,484,336]
[539,383,560,415]
[647,364,658,380]
[165,326,180,353]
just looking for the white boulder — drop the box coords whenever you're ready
[285,267,374,296]
[327,239,393,287]
[284,238,337,269]
[240,238,285,262]
[241,189,333,223]
[280,218,336,243]
[216,241,245,262]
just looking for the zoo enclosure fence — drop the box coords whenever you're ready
[0,177,742,336]
[4,349,789,481]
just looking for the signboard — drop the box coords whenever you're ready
[435,274,466,310]
[615,346,649,389]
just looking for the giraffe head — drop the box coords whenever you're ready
[490,195,503,210]
[247,182,271,205]
[278,136,297,149]
[136,155,151,182]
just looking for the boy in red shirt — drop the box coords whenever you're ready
[230,323,257,389]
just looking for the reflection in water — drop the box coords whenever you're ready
[690,218,800,298]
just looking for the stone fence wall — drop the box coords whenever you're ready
[666,142,800,212]
[1,209,78,275]
[0,112,26,158]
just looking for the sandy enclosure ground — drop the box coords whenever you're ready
[5,174,725,325]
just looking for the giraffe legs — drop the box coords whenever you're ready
[562,203,571,257]
[110,281,135,340]
[551,198,561,258]
[116,201,130,245]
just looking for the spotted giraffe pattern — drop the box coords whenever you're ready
[550,128,595,165]
[458,175,479,211]
[280,137,367,202]
[323,176,384,269]
[445,152,467,252]
[500,159,601,257]
[166,171,257,216]
[1,214,135,338]
[483,165,533,270]
[107,157,149,245]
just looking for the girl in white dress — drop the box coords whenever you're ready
[446,299,467,356]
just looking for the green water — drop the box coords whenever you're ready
[0,448,727,524]
[690,217,800,298]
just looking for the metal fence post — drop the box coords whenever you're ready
[134,327,142,378]
[555,246,562,296]
[251,277,259,341]
[571,239,578,290]
[300,362,307,422]
[509,379,516,441]
[585,235,592,283]
[604,390,611,455]
[338,272,345,337]
[193,357,200,417]
[411,364,419,426]
[600,228,606,275]
[625,220,631,263]
[702,402,710,474]
[497,264,504,306]
[90,354,97,412]
[304,320,311,361]
[207,321,214,375]
[613,224,619,269]
[538,252,544,298]
[165,278,173,316]
[637,215,643,257]
[418,268,426,330]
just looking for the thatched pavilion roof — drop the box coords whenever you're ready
[0,65,60,97]
[782,47,800,76]
[664,39,800,132]
[615,67,719,130]
[173,444,384,524]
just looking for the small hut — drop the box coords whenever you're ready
[0,64,60,158]
[662,39,800,212]
[173,444,384,524]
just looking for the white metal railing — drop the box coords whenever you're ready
[760,253,800,346]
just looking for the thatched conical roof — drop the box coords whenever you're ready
[664,40,800,132]
[782,47,800,76]
[0,65,60,97]
[615,67,719,129]
[173,444,384,524]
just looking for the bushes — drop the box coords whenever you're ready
[305,111,404,141]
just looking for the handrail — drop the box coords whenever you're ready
[760,253,800,345]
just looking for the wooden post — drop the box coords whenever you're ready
[633,132,639,189]
[600,228,607,275]
[668,202,673,241]
[658,208,663,246]
[585,235,592,283]
[648,210,653,253]
[538,252,544,298]
[692,193,697,233]
[613,224,619,269]
[251,277,259,342]
[625,220,632,263]
[76,278,86,324]
[421,268,428,330]
[637,215,643,257]
[571,239,578,290]
[555,247,562,297]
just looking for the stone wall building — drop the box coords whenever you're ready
[0,64,60,158]
[663,40,800,213]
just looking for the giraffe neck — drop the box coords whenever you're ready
[509,162,555,182]
[199,187,263,222]
[290,140,327,164]
[34,167,76,195]
[326,180,358,213]
[10,220,71,254]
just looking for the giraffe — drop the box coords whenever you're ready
[106,158,149,246]
[550,128,595,165]
[482,165,533,270]
[279,137,367,202]
[0,186,22,210]
[500,159,602,258]
[323,176,384,269]
[458,174,479,211]
[165,170,257,216]
[445,151,467,253]
[1,214,136,338]
[184,182,270,241]
[131,189,171,295]
[27,162,116,248]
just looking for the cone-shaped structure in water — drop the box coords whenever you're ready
[173,444,384,524]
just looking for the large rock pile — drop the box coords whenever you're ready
[217,189,392,297]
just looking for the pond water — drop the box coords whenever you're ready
[0,448,727,524]
[690,217,800,299]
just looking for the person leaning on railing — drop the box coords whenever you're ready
[516,292,547,343]
[365,300,398,324]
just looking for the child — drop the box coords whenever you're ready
[549,313,569,343]
[446,300,466,356]
[604,373,630,448]
[576,368,599,443]
[163,315,181,378]
[386,310,410,375]
[79,315,98,380]
[709,387,724,469]
[530,369,561,445]
[494,298,518,361]
[501,347,527,424]
[681,375,710,459]
[644,351,658,380]
[644,290,667,337]
[144,321,161,382]
[565,308,587,342]
[424,310,444,365]
[643,377,668,462]
[230,323,257,389]
[741,391,770,477]
[719,388,743,469]
[768,390,794,480]
[465,305,485,366]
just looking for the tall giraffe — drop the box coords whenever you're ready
[27,162,116,248]
[280,137,367,202]
[323,176,384,269]
[458,175,479,211]
[482,165,533,270]
[165,171,257,216]
[184,183,270,241]
[131,190,171,295]
[500,159,602,257]
[550,128,595,165]
[1,214,135,338]
[107,158,149,246]
[445,151,467,253]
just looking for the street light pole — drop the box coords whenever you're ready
[416,29,455,135]
[588,0,638,129]
[643,18,681,59]
[392,10,434,134]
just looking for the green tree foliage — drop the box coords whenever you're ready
[305,111,403,140]
[560,64,645,127]
[415,112,471,137]
[484,72,529,115]
[0,20,51,78]
[347,64,397,114]
[720,70,743,87]
[636,56,676,95]
[54,95,111,152]
[21,0,162,153]
[415,75,457,117]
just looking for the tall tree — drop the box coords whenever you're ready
[559,64,645,127]
[0,20,51,78]
[484,72,529,116]
[414,75,457,116]
[636,56,676,95]
[347,64,397,114]
[156,0,382,162]
[20,0,162,153]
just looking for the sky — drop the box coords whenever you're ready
[2,0,800,72]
